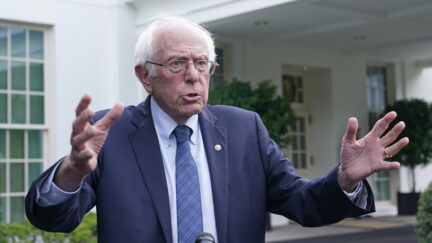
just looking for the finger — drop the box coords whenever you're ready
[75,93,92,117]
[72,108,95,136]
[370,111,397,138]
[378,161,400,171]
[343,117,358,143]
[380,121,405,147]
[71,148,96,163]
[95,102,125,131]
[71,126,96,151]
[384,137,409,158]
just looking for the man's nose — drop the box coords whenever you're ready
[185,61,199,82]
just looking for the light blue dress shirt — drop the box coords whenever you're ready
[150,97,218,243]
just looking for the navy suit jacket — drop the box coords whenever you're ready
[26,96,374,243]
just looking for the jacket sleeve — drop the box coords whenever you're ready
[25,157,98,233]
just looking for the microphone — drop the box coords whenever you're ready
[195,232,216,243]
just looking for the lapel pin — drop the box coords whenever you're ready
[214,144,222,151]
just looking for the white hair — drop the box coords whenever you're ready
[134,15,216,77]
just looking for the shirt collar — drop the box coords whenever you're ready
[150,96,199,146]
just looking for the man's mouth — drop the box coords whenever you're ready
[182,93,201,101]
[187,93,198,97]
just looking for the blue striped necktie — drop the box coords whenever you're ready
[174,125,203,243]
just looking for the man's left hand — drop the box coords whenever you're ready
[338,111,409,192]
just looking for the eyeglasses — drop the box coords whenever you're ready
[145,60,219,76]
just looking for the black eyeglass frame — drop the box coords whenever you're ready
[145,60,219,76]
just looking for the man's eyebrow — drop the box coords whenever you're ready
[166,55,188,60]
[196,55,209,60]
[166,54,209,60]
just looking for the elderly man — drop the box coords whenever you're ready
[25,16,408,243]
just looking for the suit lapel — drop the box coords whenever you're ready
[199,108,229,243]
[129,97,173,243]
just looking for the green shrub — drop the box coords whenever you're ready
[416,181,432,242]
[69,212,97,243]
[385,99,432,192]
[0,212,96,243]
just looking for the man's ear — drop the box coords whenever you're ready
[135,64,152,94]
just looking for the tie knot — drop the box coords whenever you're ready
[174,125,192,142]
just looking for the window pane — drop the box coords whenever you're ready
[375,181,382,201]
[11,61,26,90]
[291,120,297,132]
[30,95,44,124]
[283,76,296,102]
[11,28,26,58]
[30,63,44,91]
[28,162,42,186]
[0,94,6,123]
[377,170,389,179]
[210,47,224,89]
[10,196,24,222]
[293,153,298,168]
[12,94,26,123]
[0,197,6,224]
[10,130,24,158]
[28,130,42,158]
[297,77,303,88]
[301,153,307,169]
[10,163,24,192]
[29,30,43,59]
[0,60,6,89]
[382,182,390,200]
[0,26,7,56]
[0,163,5,192]
[292,135,298,150]
[299,117,305,132]
[298,92,303,103]
[300,136,306,150]
[0,130,5,158]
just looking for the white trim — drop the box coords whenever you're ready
[0,21,49,223]
[0,124,48,130]
[44,26,54,170]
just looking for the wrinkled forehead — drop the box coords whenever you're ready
[152,24,209,58]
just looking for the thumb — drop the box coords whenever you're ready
[343,117,358,143]
[96,102,125,131]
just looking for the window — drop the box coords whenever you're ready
[0,23,46,223]
[210,47,225,90]
[366,66,387,126]
[282,75,304,104]
[282,73,308,170]
[288,115,308,169]
[366,65,390,201]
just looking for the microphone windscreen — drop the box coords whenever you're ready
[195,232,216,243]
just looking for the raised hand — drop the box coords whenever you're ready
[54,94,124,191]
[337,111,409,192]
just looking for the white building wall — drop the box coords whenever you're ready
[0,0,139,164]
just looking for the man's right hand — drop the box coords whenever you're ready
[54,94,124,191]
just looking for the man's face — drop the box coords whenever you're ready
[139,26,211,124]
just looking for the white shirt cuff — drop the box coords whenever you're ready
[343,181,368,209]
[38,162,82,206]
